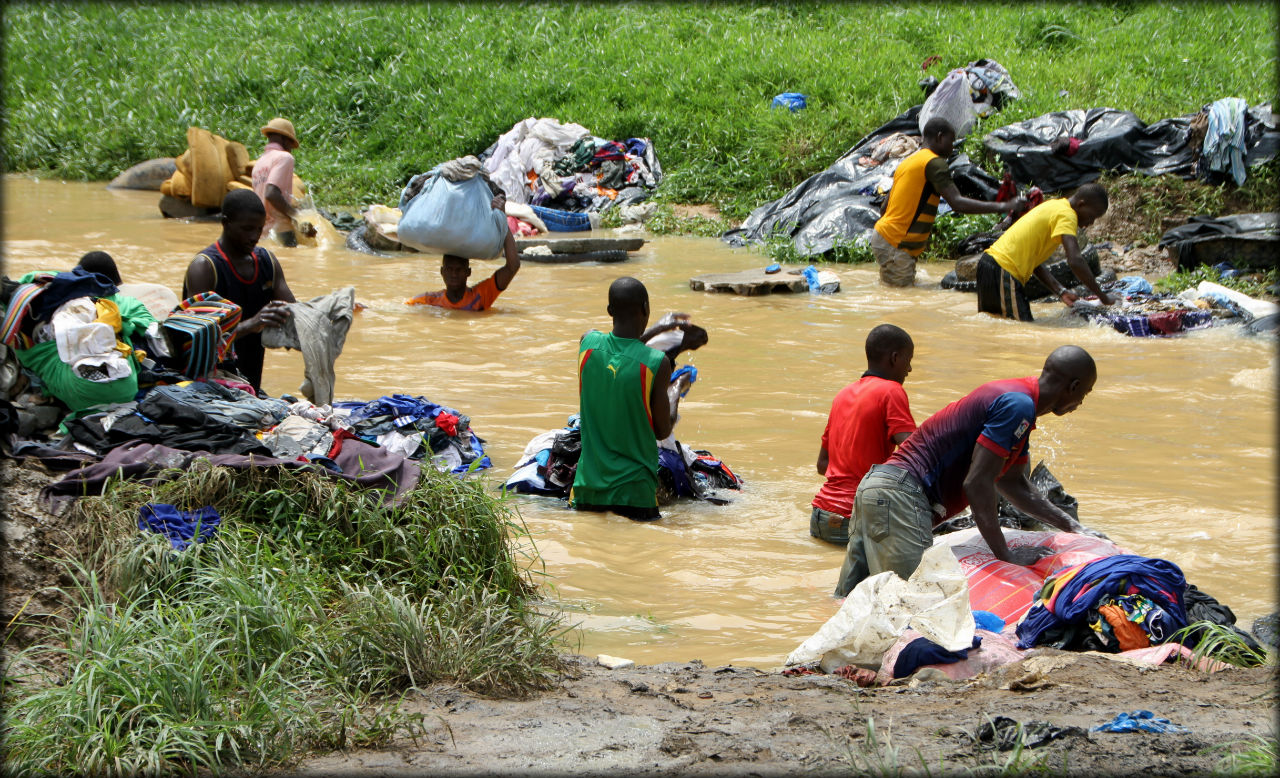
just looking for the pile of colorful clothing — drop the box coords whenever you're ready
[1072,276,1241,337]
[330,393,490,474]
[502,415,741,506]
[1015,555,1189,652]
[479,117,663,217]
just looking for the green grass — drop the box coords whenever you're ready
[1153,265,1280,298]
[1171,620,1276,670]
[2,465,564,775]
[1204,733,1279,775]
[3,1,1276,219]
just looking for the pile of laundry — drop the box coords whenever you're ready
[783,471,1270,687]
[2,269,166,418]
[1073,276,1276,337]
[329,393,490,474]
[502,415,741,506]
[480,117,663,217]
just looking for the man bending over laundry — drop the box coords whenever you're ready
[833,345,1100,597]
[405,194,521,311]
[571,277,680,521]
[976,183,1116,321]
[810,324,917,546]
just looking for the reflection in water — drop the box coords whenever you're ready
[4,176,1276,667]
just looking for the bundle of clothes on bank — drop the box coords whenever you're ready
[1072,275,1278,337]
[480,117,663,216]
[1,269,488,507]
[784,467,1270,687]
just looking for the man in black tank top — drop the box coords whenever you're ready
[182,189,296,392]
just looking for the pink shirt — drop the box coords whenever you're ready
[252,141,296,232]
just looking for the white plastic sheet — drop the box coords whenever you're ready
[786,543,974,672]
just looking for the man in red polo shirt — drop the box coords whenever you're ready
[810,324,917,545]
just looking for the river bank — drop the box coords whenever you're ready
[4,458,1275,776]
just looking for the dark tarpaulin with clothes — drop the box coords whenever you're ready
[723,106,1001,258]
[1157,213,1279,270]
[983,103,1279,193]
[40,439,421,511]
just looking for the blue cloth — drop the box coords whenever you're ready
[138,503,221,551]
[29,267,119,321]
[670,364,698,397]
[771,92,808,112]
[658,445,694,497]
[529,204,592,232]
[1203,97,1248,186]
[1091,710,1189,734]
[893,635,982,679]
[802,265,821,291]
[1016,555,1189,649]
[1116,276,1153,295]
[973,610,1006,633]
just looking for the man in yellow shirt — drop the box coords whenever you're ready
[976,184,1116,321]
[871,118,1023,286]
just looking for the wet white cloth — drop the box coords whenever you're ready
[786,543,975,672]
[261,287,355,406]
[376,430,424,459]
[52,297,131,381]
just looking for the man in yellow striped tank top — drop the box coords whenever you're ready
[871,118,1022,286]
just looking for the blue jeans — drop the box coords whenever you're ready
[530,204,592,232]
[834,464,936,597]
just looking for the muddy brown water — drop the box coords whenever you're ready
[3,176,1275,668]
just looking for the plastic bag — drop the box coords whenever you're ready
[396,172,508,259]
[785,543,974,672]
[919,69,977,138]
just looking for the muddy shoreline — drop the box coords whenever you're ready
[288,654,1275,776]
[4,457,1275,776]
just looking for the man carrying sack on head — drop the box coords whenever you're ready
[252,117,311,248]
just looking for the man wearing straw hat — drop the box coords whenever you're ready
[252,117,304,247]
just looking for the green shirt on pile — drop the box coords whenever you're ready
[571,330,666,509]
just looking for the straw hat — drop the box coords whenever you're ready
[260,117,298,145]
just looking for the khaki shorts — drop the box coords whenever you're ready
[834,464,936,597]
[870,230,917,287]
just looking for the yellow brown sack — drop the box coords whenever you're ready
[226,180,252,192]
[164,169,192,198]
[225,141,251,178]
[187,126,231,208]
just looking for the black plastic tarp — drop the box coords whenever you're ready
[984,103,1278,193]
[1157,212,1278,270]
[723,106,1000,257]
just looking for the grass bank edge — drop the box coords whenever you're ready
[2,464,570,775]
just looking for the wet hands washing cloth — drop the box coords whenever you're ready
[261,287,355,406]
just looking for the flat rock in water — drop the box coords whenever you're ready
[690,268,810,295]
[519,249,630,264]
[515,237,646,254]
[109,157,177,190]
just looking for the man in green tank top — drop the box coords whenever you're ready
[571,277,680,521]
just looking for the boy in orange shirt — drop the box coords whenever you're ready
[406,194,521,311]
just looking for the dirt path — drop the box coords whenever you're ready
[293,654,1275,776]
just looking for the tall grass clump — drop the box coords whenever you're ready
[3,2,1274,217]
[2,464,565,775]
